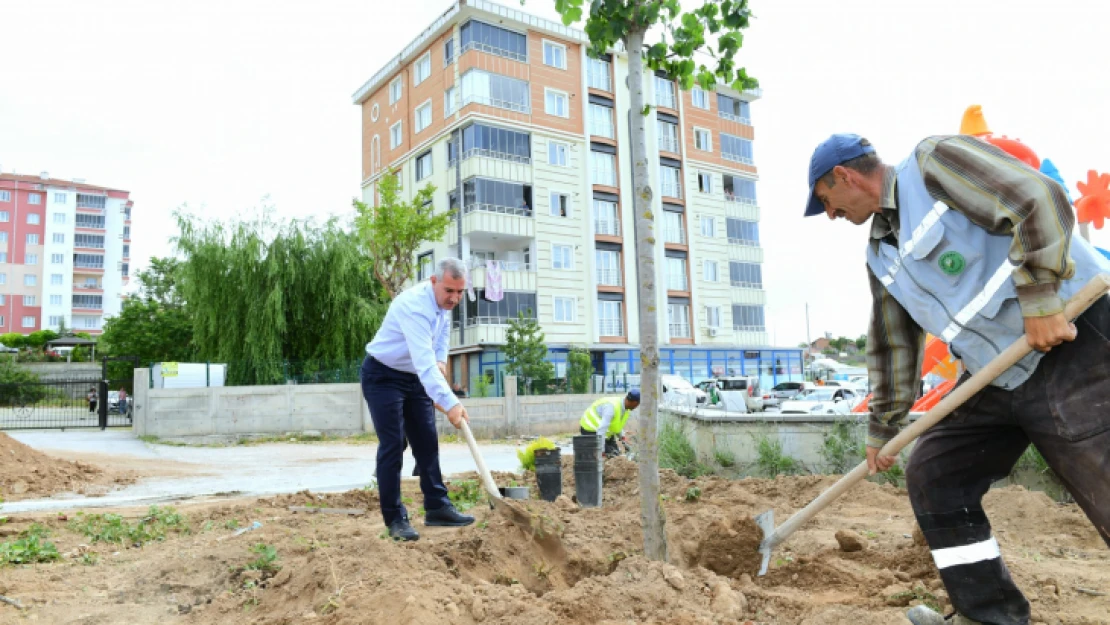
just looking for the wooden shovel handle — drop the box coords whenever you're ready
[459,420,503,500]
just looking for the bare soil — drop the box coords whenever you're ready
[0,432,137,501]
[0,457,1106,624]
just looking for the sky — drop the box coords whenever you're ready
[1,0,1108,347]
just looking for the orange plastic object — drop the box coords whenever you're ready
[983,136,1041,170]
[921,336,959,380]
[1076,170,1110,230]
[853,394,870,414]
[960,105,991,136]
[910,378,958,412]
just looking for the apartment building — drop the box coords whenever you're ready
[353,0,802,393]
[0,172,132,336]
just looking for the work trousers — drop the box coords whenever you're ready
[906,298,1110,625]
[361,356,451,525]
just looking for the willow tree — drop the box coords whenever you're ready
[551,0,758,561]
[174,211,389,385]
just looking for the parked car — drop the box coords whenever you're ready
[780,387,856,415]
[661,374,707,406]
[695,376,763,412]
[763,381,811,409]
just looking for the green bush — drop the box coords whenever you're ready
[713,448,737,468]
[819,419,866,474]
[566,348,592,394]
[659,423,713,478]
[517,437,558,471]
[753,434,803,478]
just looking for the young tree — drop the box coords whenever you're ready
[99,299,195,372]
[855,334,867,351]
[503,311,554,395]
[566,347,593,394]
[354,171,454,299]
[135,257,185,308]
[550,0,758,561]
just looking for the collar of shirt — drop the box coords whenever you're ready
[869,165,900,244]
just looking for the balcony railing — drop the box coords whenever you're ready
[590,120,615,139]
[728,237,759,247]
[667,276,688,291]
[657,136,679,153]
[587,62,612,91]
[655,91,676,109]
[597,268,622,286]
[730,279,762,289]
[460,94,530,115]
[74,264,105,270]
[719,111,752,125]
[591,168,617,187]
[453,314,534,328]
[461,202,533,218]
[734,323,766,332]
[661,181,683,199]
[723,153,755,166]
[663,226,686,245]
[598,318,624,336]
[467,259,533,272]
[593,217,620,236]
[669,323,691,338]
[74,283,103,290]
[725,192,757,205]
[460,40,527,63]
[448,147,532,168]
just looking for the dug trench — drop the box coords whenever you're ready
[1,457,1107,624]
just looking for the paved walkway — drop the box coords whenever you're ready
[4,430,527,513]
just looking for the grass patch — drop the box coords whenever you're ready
[889,586,942,612]
[244,543,280,573]
[69,505,189,546]
[819,419,865,474]
[0,523,61,566]
[753,434,803,478]
[448,480,483,512]
[659,422,713,478]
[713,448,737,468]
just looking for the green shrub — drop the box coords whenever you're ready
[713,448,736,468]
[69,505,189,545]
[447,479,483,512]
[1,524,61,566]
[516,437,558,471]
[753,434,803,478]
[659,423,713,478]
[245,543,280,573]
[819,419,866,474]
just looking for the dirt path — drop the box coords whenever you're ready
[0,432,138,501]
[0,458,1106,624]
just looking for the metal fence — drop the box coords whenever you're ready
[0,378,132,430]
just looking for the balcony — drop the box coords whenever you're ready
[591,168,617,187]
[662,225,686,245]
[667,275,689,292]
[593,216,620,237]
[598,318,624,337]
[657,136,679,153]
[660,181,683,199]
[724,192,757,206]
[448,149,533,185]
[723,153,755,166]
[668,322,692,339]
[719,111,752,125]
[446,203,535,244]
[597,268,622,287]
[74,282,104,293]
[467,260,536,292]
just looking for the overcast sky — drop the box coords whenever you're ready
[2,0,1108,347]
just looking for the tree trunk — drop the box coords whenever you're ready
[625,27,669,563]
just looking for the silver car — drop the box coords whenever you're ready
[764,381,810,409]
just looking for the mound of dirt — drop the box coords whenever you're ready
[0,432,132,501]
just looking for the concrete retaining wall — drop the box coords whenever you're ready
[132,369,602,442]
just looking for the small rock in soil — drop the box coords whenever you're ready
[835,529,868,552]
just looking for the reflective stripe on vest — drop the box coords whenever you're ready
[877,201,950,287]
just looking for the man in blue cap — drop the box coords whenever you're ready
[805,133,1110,625]
[579,389,640,457]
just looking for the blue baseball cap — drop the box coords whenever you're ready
[626,388,641,402]
[804,133,876,217]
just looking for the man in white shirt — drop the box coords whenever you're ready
[363,257,473,541]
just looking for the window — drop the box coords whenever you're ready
[0,253,7,263]
[444,86,458,116]
[460,20,527,62]
[659,165,682,198]
[23,296,35,306]
[668,303,691,338]
[415,150,433,181]
[449,123,531,164]
[51,253,64,264]
[122,263,128,277]
[50,274,62,285]
[653,76,676,109]
[598,300,623,336]
[0,191,9,202]
[721,134,754,165]
[53,192,66,203]
[459,69,530,113]
[544,88,569,117]
[390,121,403,149]
[553,296,575,322]
[452,177,533,216]
[662,210,685,244]
[596,249,621,285]
[28,193,41,205]
[700,216,716,237]
[417,251,434,281]
[694,128,712,151]
[73,295,103,309]
[666,257,688,291]
[706,305,722,328]
[53,212,65,224]
[415,101,432,133]
[593,199,619,236]
[718,93,751,123]
[74,253,104,269]
[414,52,431,85]
[0,274,5,286]
[75,213,105,228]
[697,172,712,193]
[733,304,766,331]
[25,254,37,265]
[27,212,40,224]
[591,151,616,186]
[389,76,402,104]
[549,192,570,218]
[727,218,760,246]
[0,316,5,326]
[691,87,710,110]
[587,56,612,91]
[443,38,455,66]
[552,244,573,270]
[22,316,35,328]
[26,234,39,245]
[657,120,678,152]
[729,261,763,288]
[122,244,129,257]
[0,211,7,222]
[50,295,62,306]
[724,175,757,204]
[76,194,105,208]
[542,40,566,69]
[704,260,719,282]
[74,234,105,249]
[589,103,614,138]
[548,141,569,167]
[82,316,100,329]
[123,225,130,238]
[48,316,62,327]
[0,233,6,243]
[24,274,36,287]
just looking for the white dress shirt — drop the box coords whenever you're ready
[366,281,457,411]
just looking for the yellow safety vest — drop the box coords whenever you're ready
[580,397,630,437]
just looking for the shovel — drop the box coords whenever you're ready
[755,273,1110,576]
[458,420,566,557]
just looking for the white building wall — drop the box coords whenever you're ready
[42,187,74,331]
[102,196,126,322]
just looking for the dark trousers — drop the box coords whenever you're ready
[361,356,450,525]
[906,298,1110,625]
[580,426,622,457]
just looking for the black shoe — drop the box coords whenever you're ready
[424,504,475,527]
[387,516,420,541]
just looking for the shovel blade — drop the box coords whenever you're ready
[754,508,775,576]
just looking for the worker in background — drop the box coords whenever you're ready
[803,132,1110,625]
[579,389,640,457]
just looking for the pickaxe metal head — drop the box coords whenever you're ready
[754,508,776,576]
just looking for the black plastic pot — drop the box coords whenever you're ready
[572,435,604,508]
[534,447,562,502]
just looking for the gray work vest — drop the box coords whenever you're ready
[865,155,1110,390]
